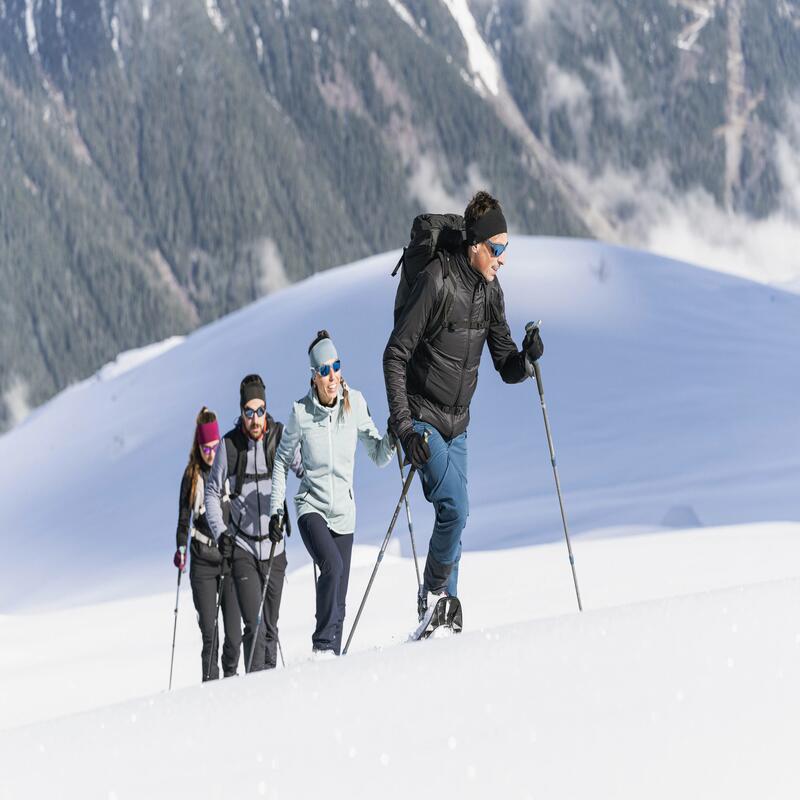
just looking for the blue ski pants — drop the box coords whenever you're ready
[412,420,468,597]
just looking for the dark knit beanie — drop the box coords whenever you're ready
[240,374,266,407]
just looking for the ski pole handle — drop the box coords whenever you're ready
[525,320,544,398]
[525,320,542,334]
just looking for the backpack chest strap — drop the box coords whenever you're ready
[445,319,491,332]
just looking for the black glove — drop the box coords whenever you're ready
[523,326,544,363]
[219,533,233,559]
[268,513,284,544]
[401,430,431,470]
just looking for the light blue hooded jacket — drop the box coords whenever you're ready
[270,384,394,534]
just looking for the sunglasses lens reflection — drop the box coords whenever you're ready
[318,360,341,377]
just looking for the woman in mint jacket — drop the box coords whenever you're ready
[270,330,395,655]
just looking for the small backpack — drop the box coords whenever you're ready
[391,213,465,341]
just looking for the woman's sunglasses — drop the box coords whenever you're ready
[317,360,341,378]
[200,443,220,457]
[243,405,267,420]
[485,240,508,258]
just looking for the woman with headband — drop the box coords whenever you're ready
[269,331,395,656]
[174,407,242,680]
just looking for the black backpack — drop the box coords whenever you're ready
[224,415,292,535]
[391,213,465,341]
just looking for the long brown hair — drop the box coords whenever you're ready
[186,406,217,507]
[309,329,351,415]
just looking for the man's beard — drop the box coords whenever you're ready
[247,422,264,439]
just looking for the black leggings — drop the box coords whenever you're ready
[232,546,287,671]
[298,513,353,655]
[190,556,242,680]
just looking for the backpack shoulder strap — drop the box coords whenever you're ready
[263,419,292,535]
[225,427,248,499]
[423,253,457,343]
[263,417,283,476]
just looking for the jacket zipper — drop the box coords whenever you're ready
[253,439,265,562]
[454,282,480,421]
[327,410,334,517]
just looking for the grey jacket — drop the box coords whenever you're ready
[270,385,394,534]
[205,427,302,560]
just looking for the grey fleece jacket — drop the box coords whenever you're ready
[205,430,302,560]
[270,385,394,534]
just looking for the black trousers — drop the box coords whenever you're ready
[190,555,242,681]
[298,513,353,655]
[232,546,287,672]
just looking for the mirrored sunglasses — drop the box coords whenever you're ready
[243,405,267,420]
[486,240,508,258]
[317,359,341,378]
[200,442,220,457]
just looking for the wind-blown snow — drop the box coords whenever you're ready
[442,0,501,95]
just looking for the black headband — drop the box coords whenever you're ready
[466,207,507,245]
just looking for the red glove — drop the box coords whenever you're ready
[173,547,187,572]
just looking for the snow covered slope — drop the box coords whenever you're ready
[2,525,800,798]
[1,237,798,612]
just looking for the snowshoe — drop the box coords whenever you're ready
[411,595,463,641]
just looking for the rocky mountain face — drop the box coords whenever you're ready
[1,0,798,428]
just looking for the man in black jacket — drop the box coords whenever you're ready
[383,191,544,618]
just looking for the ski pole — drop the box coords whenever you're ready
[246,538,286,673]
[395,440,422,592]
[206,570,226,681]
[526,321,583,612]
[277,637,286,669]
[168,547,186,691]
[343,432,427,655]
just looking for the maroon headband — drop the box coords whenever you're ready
[196,420,220,445]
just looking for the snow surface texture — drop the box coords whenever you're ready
[2,528,800,797]
[1,238,799,797]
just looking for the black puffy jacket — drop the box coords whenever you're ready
[383,247,528,441]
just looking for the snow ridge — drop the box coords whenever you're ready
[24,0,38,57]
[110,15,123,66]
[205,0,226,33]
[441,0,500,96]
[386,0,425,38]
